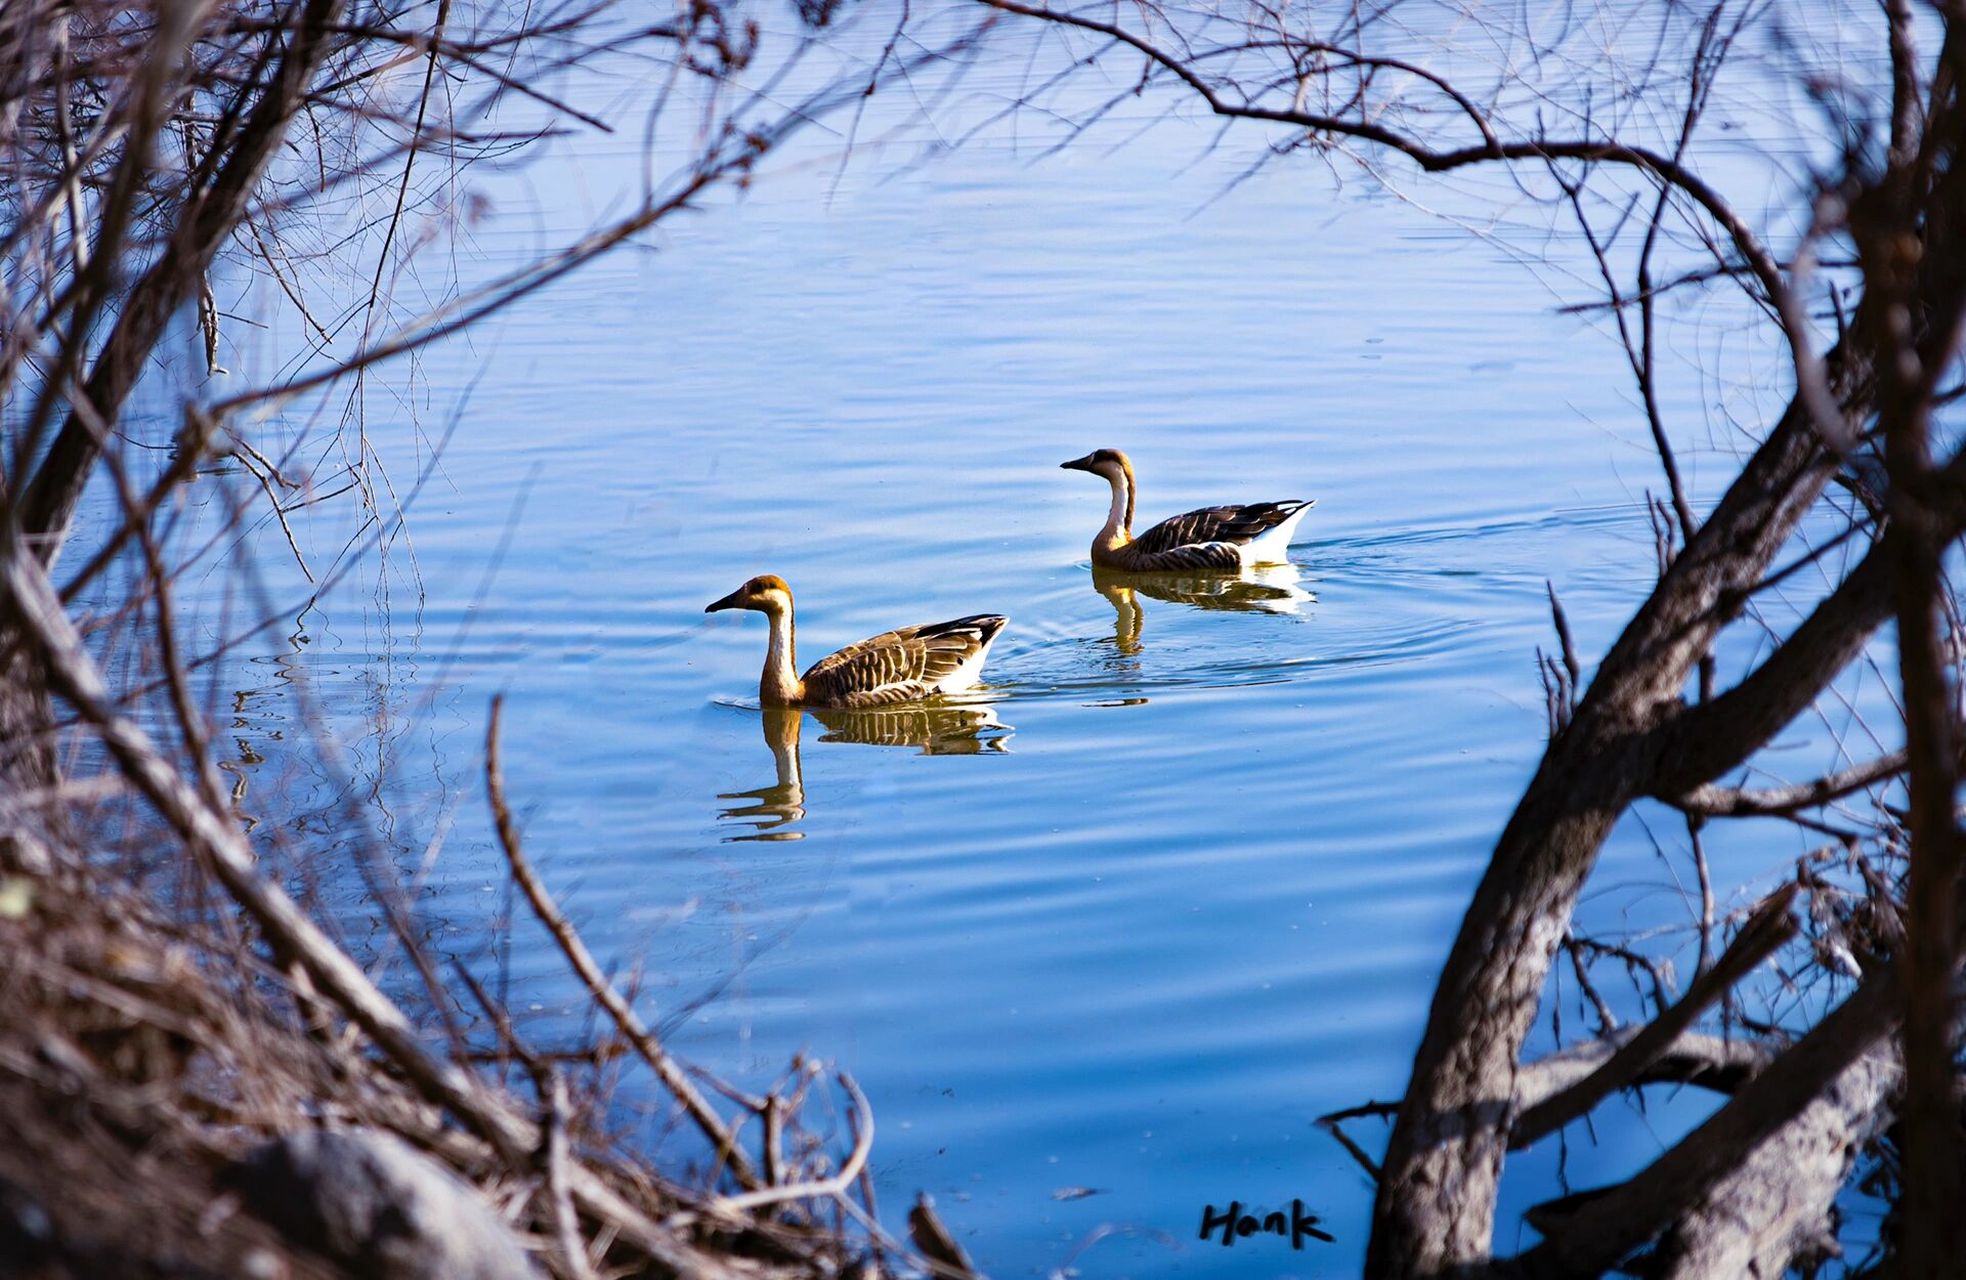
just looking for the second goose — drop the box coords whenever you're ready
[1061,447,1313,572]
[705,575,1008,709]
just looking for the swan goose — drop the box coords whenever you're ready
[1060,447,1313,571]
[705,574,1008,709]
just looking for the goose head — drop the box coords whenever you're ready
[1059,448,1133,484]
[706,573,794,615]
[1061,448,1137,541]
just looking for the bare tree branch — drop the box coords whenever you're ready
[1671,750,1909,817]
[485,695,761,1191]
[1509,885,1796,1151]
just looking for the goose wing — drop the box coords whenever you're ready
[802,614,1008,708]
[1133,500,1311,553]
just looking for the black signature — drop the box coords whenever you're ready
[1198,1199,1335,1250]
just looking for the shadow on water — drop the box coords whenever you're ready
[716,702,1012,842]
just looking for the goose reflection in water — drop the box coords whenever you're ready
[717,703,1010,842]
[718,708,808,841]
[1093,562,1315,656]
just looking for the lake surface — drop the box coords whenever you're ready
[125,12,1882,1274]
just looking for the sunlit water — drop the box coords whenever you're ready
[93,14,1898,1274]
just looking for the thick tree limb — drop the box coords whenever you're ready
[1646,1034,1895,1279]
[1372,174,1958,1270]
[1518,968,1901,1276]
[1652,537,1897,796]
[1368,378,1856,1273]
[1653,402,1966,802]
[1877,26,1966,1264]
[1514,1028,1895,1278]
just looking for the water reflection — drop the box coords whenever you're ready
[718,708,808,842]
[812,702,1010,753]
[717,703,1011,841]
[1093,562,1315,655]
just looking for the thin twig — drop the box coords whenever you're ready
[1317,1114,1385,1182]
[908,1192,981,1280]
[485,695,759,1189]
[709,1073,872,1214]
[537,1068,600,1280]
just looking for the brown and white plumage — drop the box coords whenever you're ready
[705,574,1009,709]
[1060,447,1313,571]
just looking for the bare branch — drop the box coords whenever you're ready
[1510,885,1797,1150]
[1671,751,1910,817]
[485,695,760,1190]
[708,1073,871,1214]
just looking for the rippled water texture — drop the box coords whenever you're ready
[126,13,1879,1275]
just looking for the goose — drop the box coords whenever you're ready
[705,574,1009,709]
[1060,448,1314,571]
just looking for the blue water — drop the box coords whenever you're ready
[107,10,1901,1274]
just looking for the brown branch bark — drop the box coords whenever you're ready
[1512,1031,1773,1109]
[1645,1036,1895,1279]
[1652,533,1897,796]
[1366,371,1860,1273]
[1518,968,1901,1276]
[1874,25,1966,1270]
[1670,750,1908,817]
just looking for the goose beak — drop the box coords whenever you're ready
[1060,453,1097,472]
[705,588,748,613]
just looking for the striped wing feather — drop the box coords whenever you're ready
[802,615,1007,708]
[1133,501,1309,554]
[1115,541,1245,571]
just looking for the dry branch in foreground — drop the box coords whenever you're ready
[0,1,988,1275]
